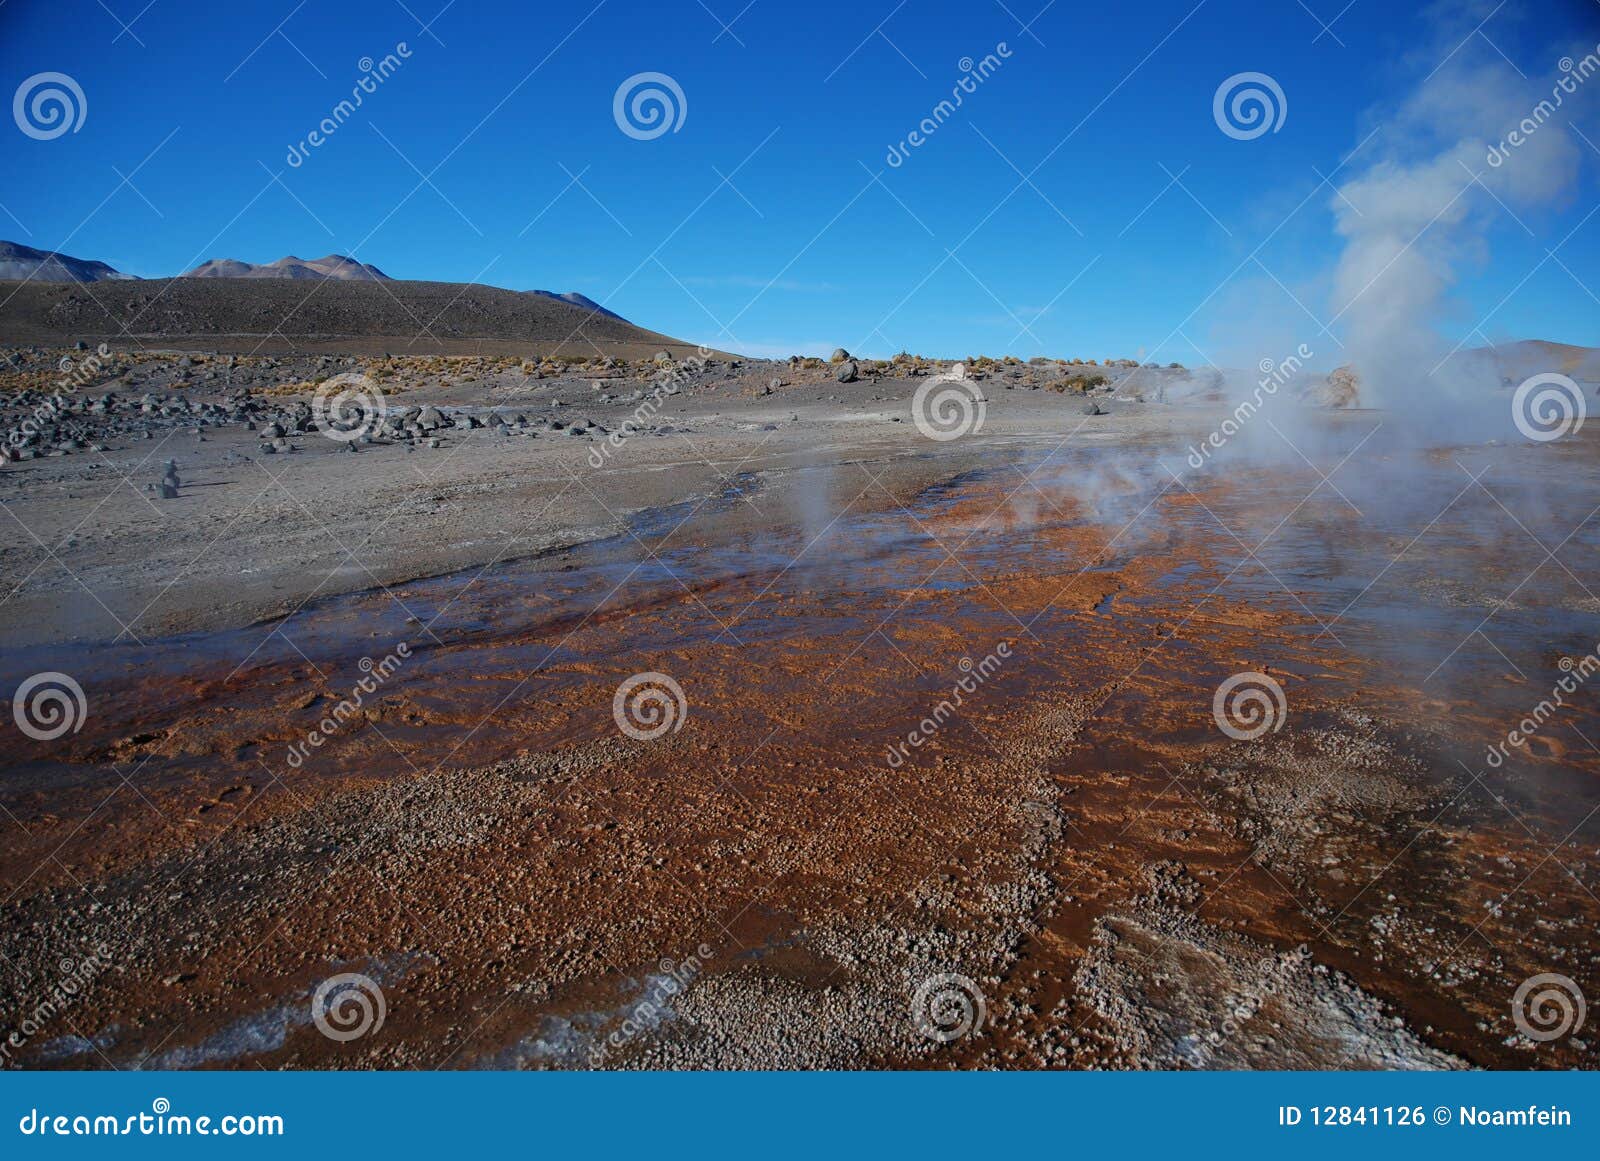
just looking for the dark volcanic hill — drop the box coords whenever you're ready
[0,241,137,283]
[0,276,701,358]
[0,242,633,327]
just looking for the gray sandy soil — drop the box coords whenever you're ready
[0,352,1182,647]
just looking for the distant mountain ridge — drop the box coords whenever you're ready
[0,240,138,283]
[0,240,628,323]
[523,289,625,322]
[185,254,389,281]
[1485,339,1600,382]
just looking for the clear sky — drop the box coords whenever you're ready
[1,0,1595,362]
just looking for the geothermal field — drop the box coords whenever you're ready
[1,329,1596,1070]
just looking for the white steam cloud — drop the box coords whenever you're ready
[1330,0,1593,437]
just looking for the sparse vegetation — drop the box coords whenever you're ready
[1045,373,1108,393]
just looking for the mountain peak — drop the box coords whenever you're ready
[0,239,137,283]
[186,254,389,281]
[522,288,626,322]
[0,241,628,323]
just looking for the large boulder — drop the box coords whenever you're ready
[834,360,859,384]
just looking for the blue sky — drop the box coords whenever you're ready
[1,0,1595,361]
